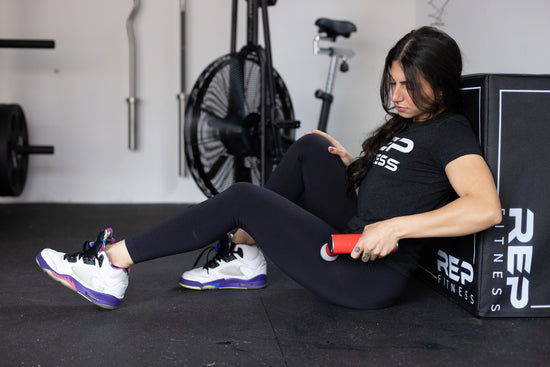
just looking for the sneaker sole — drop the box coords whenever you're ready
[178,274,267,291]
[36,254,121,310]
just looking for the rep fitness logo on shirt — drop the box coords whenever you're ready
[373,137,414,172]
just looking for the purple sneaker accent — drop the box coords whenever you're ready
[179,274,267,290]
[36,253,123,309]
[179,243,267,290]
[36,229,128,310]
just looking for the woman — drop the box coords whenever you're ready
[36,26,502,310]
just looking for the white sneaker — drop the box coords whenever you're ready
[179,243,267,290]
[36,228,129,309]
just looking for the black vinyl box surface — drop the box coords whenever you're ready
[417,74,550,317]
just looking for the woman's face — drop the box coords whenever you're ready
[389,61,435,121]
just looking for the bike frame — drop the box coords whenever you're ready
[230,0,280,186]
[313,34,355,131]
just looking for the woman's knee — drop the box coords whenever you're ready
[226,182,266,199]
[297,133,331,147]
[291,133,331,157]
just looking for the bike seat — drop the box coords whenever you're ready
[315,18,357,40]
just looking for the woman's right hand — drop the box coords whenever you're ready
[306,130,355,167]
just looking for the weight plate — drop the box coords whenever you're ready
[0,104,29,196]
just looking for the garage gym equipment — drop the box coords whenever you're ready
[0,104,54,196]
[0,39,55,196]
[313,18,356,132]
[183,1,357,198]
[126,0,140,151]
[418,74,550,317]
[177,0,187,177]
[183,0,298,197]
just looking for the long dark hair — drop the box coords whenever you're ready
[347,26,463,189]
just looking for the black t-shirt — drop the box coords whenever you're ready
[347,112,483,275]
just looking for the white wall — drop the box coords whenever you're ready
[0,0,415,203]
[2,1,549,204]
[416,0,550,74]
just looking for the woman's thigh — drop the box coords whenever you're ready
[266,134,357,232]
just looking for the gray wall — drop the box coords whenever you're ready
[1,0,547,203]
[416,0,550,74]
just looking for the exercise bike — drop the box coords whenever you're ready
[184,0,356,198]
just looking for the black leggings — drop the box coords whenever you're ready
[125,134,409,309]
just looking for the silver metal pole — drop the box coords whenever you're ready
[177,0,188,176]
[324,55,339,94]
[177,92,186,176]
[126,0,140,151]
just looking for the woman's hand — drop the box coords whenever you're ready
[351,220,400,262]
[306,129,355,167]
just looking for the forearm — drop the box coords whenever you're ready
[390,194,502,240]
[355,155,502,261]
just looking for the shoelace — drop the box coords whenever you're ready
[64,229,114,265]
[192,241,242,270]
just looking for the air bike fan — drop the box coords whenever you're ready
[183,0,299,197]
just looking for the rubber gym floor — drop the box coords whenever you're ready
[1,204,549,367]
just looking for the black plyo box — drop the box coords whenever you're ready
[417,74,550,317]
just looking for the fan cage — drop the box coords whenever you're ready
[184,51,295,197]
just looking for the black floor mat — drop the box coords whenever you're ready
[1,204,549,366]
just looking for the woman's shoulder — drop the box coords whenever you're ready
[434,111,470,125]
[409,111,472,133]
[433,111,477,133]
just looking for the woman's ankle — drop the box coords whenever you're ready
[105,240,134,269]
[232,229,256,245]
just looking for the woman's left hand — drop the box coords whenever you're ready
[351,220,399,262]
[305,129,355,167]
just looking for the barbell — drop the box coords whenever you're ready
[0,104,54,196]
